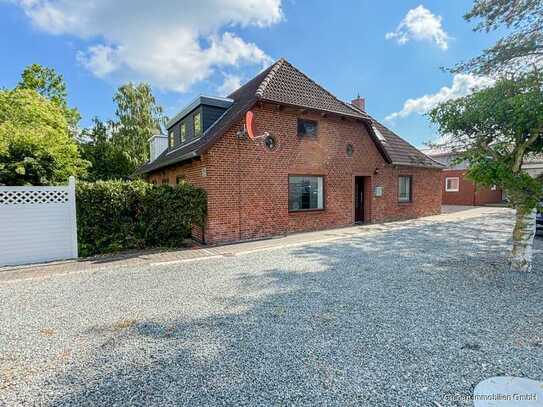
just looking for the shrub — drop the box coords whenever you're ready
[76,180,206,257]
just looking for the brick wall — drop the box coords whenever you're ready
[148,103,442,244]
[441,170,502,206]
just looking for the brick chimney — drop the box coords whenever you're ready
[351,96,365,111]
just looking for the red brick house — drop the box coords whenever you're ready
[138,59,443,244]
[424,150,504,206]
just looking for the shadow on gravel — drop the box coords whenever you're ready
[48,213,543,406]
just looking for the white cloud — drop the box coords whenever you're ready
[386,5,450,50]
[385,74,495,122]
[14,0,282,92]
[76,45,120,77]
[218,74,242,96]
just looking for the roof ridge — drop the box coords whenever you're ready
[255,58,286,98]
[275,59,363,117]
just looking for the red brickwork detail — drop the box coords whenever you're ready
[441,170,502,206]
[148,103,442,244]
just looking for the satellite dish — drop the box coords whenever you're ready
[244,110,268,141]
[246,110,255,140]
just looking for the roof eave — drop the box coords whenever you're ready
[391,162,445,169]
[135,151,200,176]
[257,97,368,121]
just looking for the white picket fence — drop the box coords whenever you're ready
[0,177,78,267]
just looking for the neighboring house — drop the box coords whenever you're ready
[138,59,443,244]
[524,154,543,178]
[424,150,503,206]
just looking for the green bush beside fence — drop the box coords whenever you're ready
[76,180,206,257]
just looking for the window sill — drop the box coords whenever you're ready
[289,208,325,214]
[398,201,413,205]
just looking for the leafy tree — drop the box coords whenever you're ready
[78,118,134,181]
[0,89,88,185]
[16,64,81,130]
[113,83,166,168]
[428,73,543,272]
[79,82,166,181]
[454,0,543,75]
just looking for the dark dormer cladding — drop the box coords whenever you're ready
[166,96,233,150]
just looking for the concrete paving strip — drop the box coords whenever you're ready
[0,206,511,283]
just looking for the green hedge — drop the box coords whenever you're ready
[76,180,206,257]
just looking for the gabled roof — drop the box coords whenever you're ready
[137,58,441,174]
[256,59,370,120]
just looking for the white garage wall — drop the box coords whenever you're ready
[0,177,78,267]
[524,162,543,178]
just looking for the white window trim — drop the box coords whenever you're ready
[288,175,324,211]
[398,176,412,203]
[445,177,460,192]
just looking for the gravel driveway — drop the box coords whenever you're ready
[1,209,542,406]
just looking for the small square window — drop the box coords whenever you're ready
[297,119,318,137]
[445,177,459,192]
[180,123,187,143]
[193,112,202,136]
[398,176,412,203]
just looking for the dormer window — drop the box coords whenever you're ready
[180,123,187,143]
[298,119,318,137]
[194,112,202,136]
[168,131,174,148]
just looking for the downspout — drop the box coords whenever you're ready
[237,125,242,241]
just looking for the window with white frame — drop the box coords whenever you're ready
[193,112,202,136]
[445,177,460,192]
[180,122,187,143]
[288,175,324,211]
[398,176,412,203]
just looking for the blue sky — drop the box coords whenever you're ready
[0,0,501,147]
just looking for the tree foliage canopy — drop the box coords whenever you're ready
[79,82,167,181]
[454,0,543,75]
[16,64,81,130]
[0,88,88,185]
[78,118,135,181]
[113,83,166,167]
[428,72,543,211]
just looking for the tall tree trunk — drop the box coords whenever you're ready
[510,207,537,272]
